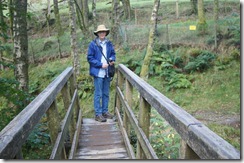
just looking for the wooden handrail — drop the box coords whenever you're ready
[115,64,240,159]
[0,67,81,159]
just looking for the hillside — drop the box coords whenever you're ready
[0,0,240,159]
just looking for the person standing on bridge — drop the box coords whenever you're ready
[87,24,116,122]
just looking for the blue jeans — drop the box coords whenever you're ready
[93,77,111,116]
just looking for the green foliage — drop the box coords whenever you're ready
[148,49,216,91]
[129,128,138,153]
[226,24,240,48]
[122,49,145,75]
[166,73,192,91]
[24,123,50,149]
[0,63,33,130]
[0,77,28,107]
[126,58,142,75]
[184,51,216,73]
[22,123,51,159]
[0,0,239,159]
[29,80,40,94]
[223,15,240,47]
[197,22,209,35]
[208,123,240,150]
[77,73,94,99]
[150,110,180,159]
[150,51,192,91]
[153,42,169,53]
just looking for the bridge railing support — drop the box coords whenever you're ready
[114,64,240,159]
[0,67,82,159]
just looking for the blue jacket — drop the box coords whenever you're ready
[87,38,116,77]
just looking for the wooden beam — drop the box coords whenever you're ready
[116,86,158,159]
[50,89,78,159]
[0,67,73,159]
[68,108,82,159]
[117,64,240,159]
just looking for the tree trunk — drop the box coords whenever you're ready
[74,0,88,35]
[46,0,51,36]
[111,0,120,44]
[8,0,13,39]
[176,0,179,19]
[197,0,207,35]
[140,0,160,80]
[191,0,198,15]
[214,0,219,49]
[82,0,89,29]
[0,51,2,70]
[0,0,6,70]
[69,0,80,76]
[121,0,131,20]
[92,0,97,30]
[13,0,29,92]
[53,0,63,36]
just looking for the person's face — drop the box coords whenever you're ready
[98,31,107,40]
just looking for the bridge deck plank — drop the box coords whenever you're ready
[74,118,129,159]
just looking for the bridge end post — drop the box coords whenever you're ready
[179,140,200,159]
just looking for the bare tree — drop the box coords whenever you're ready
[53,0,63,58]
[46,0,51,36]
[214,0,219,49]
[92,0,97,30]
[69,0,80,76]
[111,0,120,44]
[74,0,88,35]
[140,0,160,80]
[191,0,198,15]
[8,0,13,38]
[121,0,131,20]
[197,0,207,34]
[82,0,89,29]
[53,0,63,36]
[176,0,179,19]
[0,0,6,70]
[77,0,89,30]
[13,0,29,92]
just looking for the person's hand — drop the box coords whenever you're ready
[109,61,115,66]
[102,63,109,69]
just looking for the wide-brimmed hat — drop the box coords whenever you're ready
[94,24,110,36]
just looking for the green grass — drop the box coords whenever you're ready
[28,57,73,92]
[157,60,240,115]
[1,0,240,158]
[147,59,240,150]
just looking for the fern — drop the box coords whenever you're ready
[184,51,216,73]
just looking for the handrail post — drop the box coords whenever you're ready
[14,149,23,159]
[61,83,71,109]
[179,140,200,159]
[61,147,67,159]
[61,83,75,145]
[136,95,151,159]
[115,71,123,115]
[114,64,240,159]
[125,79,133,144]
[47,100,61,145]
[70,73,80,122]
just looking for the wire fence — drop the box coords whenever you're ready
[118,23,215,49]
[97,0,240,49]
[23,0,240,62]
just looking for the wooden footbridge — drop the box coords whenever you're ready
[0,64,240,159]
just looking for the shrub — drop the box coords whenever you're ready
[150,111,180,159]
[184,51,216,73]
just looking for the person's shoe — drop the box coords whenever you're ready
[95,115,107,122]
[102,112,113,119]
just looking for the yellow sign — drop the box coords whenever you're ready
[189,25,196,30]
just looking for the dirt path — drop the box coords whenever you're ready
[192,110,240,128]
